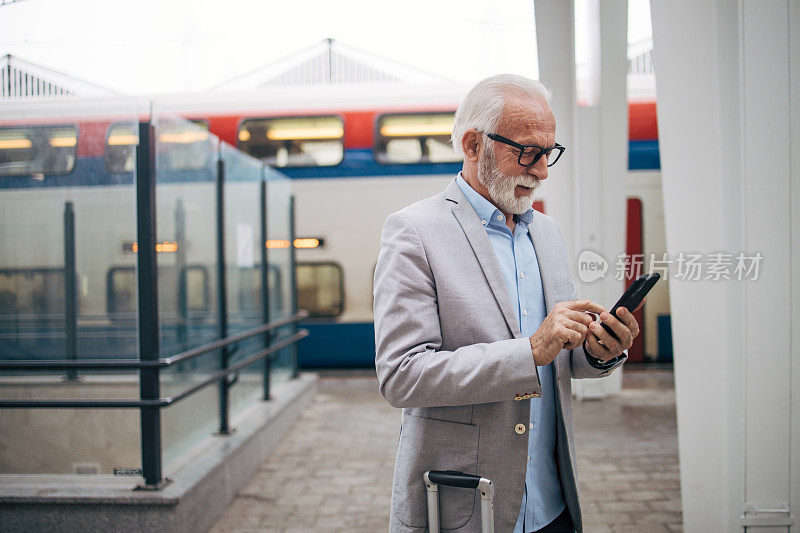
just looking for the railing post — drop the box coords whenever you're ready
[216,148,232,434]
[63,201,78,381]
[260,169,272,400]
[135,121,168,490]
[175,199,188,353]
[289,195,299,379]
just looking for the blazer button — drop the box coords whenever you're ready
[514,396,523,401]
[531,392,541,398]
[514,423,526,435]
[523,394,531,399]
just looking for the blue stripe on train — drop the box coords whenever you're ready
[281,141,661,178]
[280,149,462,178]
[628,139,661,170]
[0,142,661,188]
[297,321,376,368]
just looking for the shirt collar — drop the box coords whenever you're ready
[455,172,534,228]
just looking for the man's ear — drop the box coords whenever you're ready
[461,129,481,162]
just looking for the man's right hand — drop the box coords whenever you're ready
[529,299,606,366]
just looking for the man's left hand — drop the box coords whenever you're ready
[585,307,640,361]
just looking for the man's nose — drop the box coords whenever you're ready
[526,159,548,180]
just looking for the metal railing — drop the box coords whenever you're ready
[0,120,306,490]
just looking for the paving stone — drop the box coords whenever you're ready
[579,489,622,502]
[209,368,683,532]
[582,522,614,533]
[612,524,671,533]
[616,489,671,501]
[589,479,638,491]
[602,472,653,482]
[593,512,637,525]
[632,511,684,525]
[633,479,681,492]
[599,500,652,513]
[649,471,680,481]
[276,494,326,506]
[648,499,683,512]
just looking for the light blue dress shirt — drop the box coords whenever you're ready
[456,174,565,532]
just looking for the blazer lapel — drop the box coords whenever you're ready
[445,180,522,338]
[528,219,558,313]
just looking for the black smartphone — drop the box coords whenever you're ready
[600,273,660,339]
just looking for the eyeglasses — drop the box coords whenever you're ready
[485,132,565,167]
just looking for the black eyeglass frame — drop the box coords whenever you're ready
[485,132,566,167]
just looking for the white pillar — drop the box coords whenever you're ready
[537,0,629,399]
[651,0,799,530]
[534,0,577,257]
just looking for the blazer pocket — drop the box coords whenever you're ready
[392,415,480,530]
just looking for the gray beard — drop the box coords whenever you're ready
[477,146,540,215]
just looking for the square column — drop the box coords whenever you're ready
[651,0,799,529]
[536,0,629,399]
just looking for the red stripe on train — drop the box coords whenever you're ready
[629,102,658,140]
[7,101,658,156]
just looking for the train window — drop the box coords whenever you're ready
[296,262,344,318]
[189,119,210,130]
[238,116,344,168]
[0,269,65,315]
[0,125,77,176]
[375,113,461,164]
[106,267,135,317]
[105,121,212,173]
[105,123,138,173]
[106,265,210,321]
[157,120,212,171]
[236,265,283,317]
[182,267,210,315]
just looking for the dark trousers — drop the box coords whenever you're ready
[533,507,574,533]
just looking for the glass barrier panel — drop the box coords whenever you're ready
[105,122,138,174]
[220,142,264,419]
[266,167,295,387]
[160,349,219,471]
[0,124,78,176]
[152,112,222,470]
[0,99,141,362]
[0,97,142,475]
[229,357,263,422]
[154,115,219,357]
[270,323,295,386]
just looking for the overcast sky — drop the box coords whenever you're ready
[0,0,651,95]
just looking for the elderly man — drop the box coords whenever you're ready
[373,74,640,533]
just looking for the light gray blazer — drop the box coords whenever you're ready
[373,179,625,532]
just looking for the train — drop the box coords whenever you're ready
[0,84,666,367]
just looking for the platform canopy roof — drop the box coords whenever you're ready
[210,38,453,91]
[0,53,118,100]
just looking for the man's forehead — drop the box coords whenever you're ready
[498,95,556,139]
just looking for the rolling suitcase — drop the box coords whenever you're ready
[423,470,495,533]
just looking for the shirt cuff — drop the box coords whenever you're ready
[583,341,622,370]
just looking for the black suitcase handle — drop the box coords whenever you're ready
[426,470,482,489]
[424,470,495,533]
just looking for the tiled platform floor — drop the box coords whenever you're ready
[210,367,681,532]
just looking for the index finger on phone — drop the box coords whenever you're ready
[566,299,606,315]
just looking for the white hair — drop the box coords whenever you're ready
[451,74,552,157]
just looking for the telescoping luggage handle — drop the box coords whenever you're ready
[424,470,495,533]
